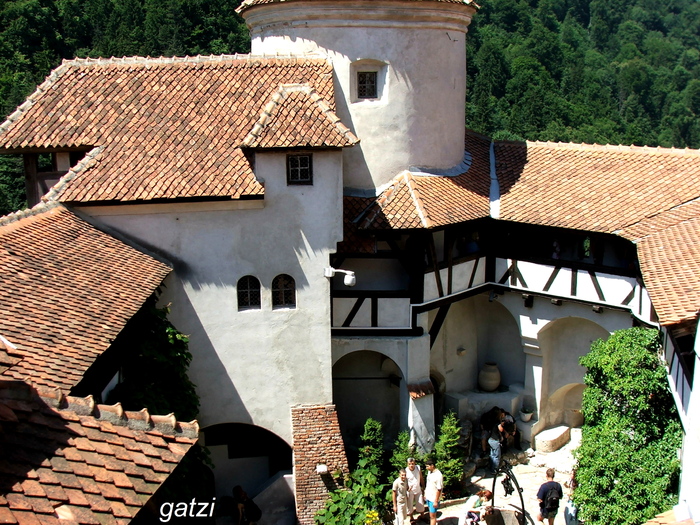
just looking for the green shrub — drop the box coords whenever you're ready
[389,430,424,472]
[574,328,682,525]
[359,418,385,473]
[434,412,465,491]
[315,457,387,525]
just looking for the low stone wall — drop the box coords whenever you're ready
[291,404,349,525]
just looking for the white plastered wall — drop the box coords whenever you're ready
[677,331,700,524]
[244,2,473,190]
[80,150,344,444]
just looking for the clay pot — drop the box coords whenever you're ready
[519,410,533,422]
[478,362,501,392]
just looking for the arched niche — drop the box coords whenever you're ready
[332,350,403,466]
[202,423,293,499]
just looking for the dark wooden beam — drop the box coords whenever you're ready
[429,304,451,348]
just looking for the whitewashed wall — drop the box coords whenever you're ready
[80,150,344,444]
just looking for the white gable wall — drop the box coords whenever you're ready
[80,150,344,444]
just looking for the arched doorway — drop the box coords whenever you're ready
[332,351,403,466]
[202,423,293,499]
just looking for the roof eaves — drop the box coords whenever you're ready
[42,145,104,204]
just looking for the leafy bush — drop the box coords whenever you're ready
[434,412,466,491]
[389,430,424,473]
[359,418,385,474]
[574,328,682,525]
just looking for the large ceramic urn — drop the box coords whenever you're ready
[478,362,501,392]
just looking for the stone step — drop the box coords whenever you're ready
[534,425,571,453]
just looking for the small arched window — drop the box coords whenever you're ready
[237,275,261,311]
[271,274,296,309]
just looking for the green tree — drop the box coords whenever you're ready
[574,328,682,525]
[434,412,465,492]
[359,417,385,475]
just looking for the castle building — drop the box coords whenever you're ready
[0,1,698,523]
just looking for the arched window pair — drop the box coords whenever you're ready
[237,274,296,311]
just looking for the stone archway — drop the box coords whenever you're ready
[332,350,403,465]
[202,423,293,499]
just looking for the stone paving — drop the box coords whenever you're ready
[412,429,581,525]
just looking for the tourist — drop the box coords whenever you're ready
[392,469,409,525]
[564,469,579,525]
[406,457,424,520]
[536,468,563,525]
[458,489,493,525]
[424,460,443,525]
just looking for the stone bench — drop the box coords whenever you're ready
[534,425,570,452]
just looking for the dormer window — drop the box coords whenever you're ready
[287,154,313,185]
[357,71,377,99]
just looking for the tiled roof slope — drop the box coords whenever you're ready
[357,131,491,230]
[618,199,700,326]
[0,379,198,525]
[0,204,172,390]
[238,0,478,11]
[0,56,342,204]
[337,196,377,254]
[241,84,359,149]
[496,141,700,234]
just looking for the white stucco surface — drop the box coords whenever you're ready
[244,1,474,190]
[83,150,345,443]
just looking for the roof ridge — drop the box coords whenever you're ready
[521,139,700,156]
[61,53,328,69]
[403,171,434,228]
[0,379,199,438]
[43,146,105,203]
[0,200,62,229]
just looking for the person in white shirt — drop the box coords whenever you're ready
[405,457,424,520]
[424,460,443,525]
[392,469,409,525]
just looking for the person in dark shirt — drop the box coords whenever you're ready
[536,468,564,525]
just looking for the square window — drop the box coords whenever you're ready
[287,154,313,185]
[357,71,378,99]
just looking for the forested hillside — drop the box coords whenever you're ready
[1,0,699,214]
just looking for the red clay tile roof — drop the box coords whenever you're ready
[618,199,700,326]
[0,204,172,390]
[0,55,345,204]
[0,379,197,525]
[337,196,377,254]
[241,84,359,149]
[356,130,491,230]
[496,141,700,234]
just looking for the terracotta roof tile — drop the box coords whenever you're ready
[496,141,700,234]
[0,380,197,525]
[355,131,491,230]
[617,199,700,325]
[0,55,348,204]
[0,204,171,391]
[241,84,359,149]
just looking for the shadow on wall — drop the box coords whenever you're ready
[543,383,586,429]
[202,423,293,500]
[332,350,403,467]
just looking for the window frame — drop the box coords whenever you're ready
[271,274,296,309]
[287,153,313,186]
[237,275,262,311]
[357,70,378,99]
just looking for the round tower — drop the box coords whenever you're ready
[238,0,478,192]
